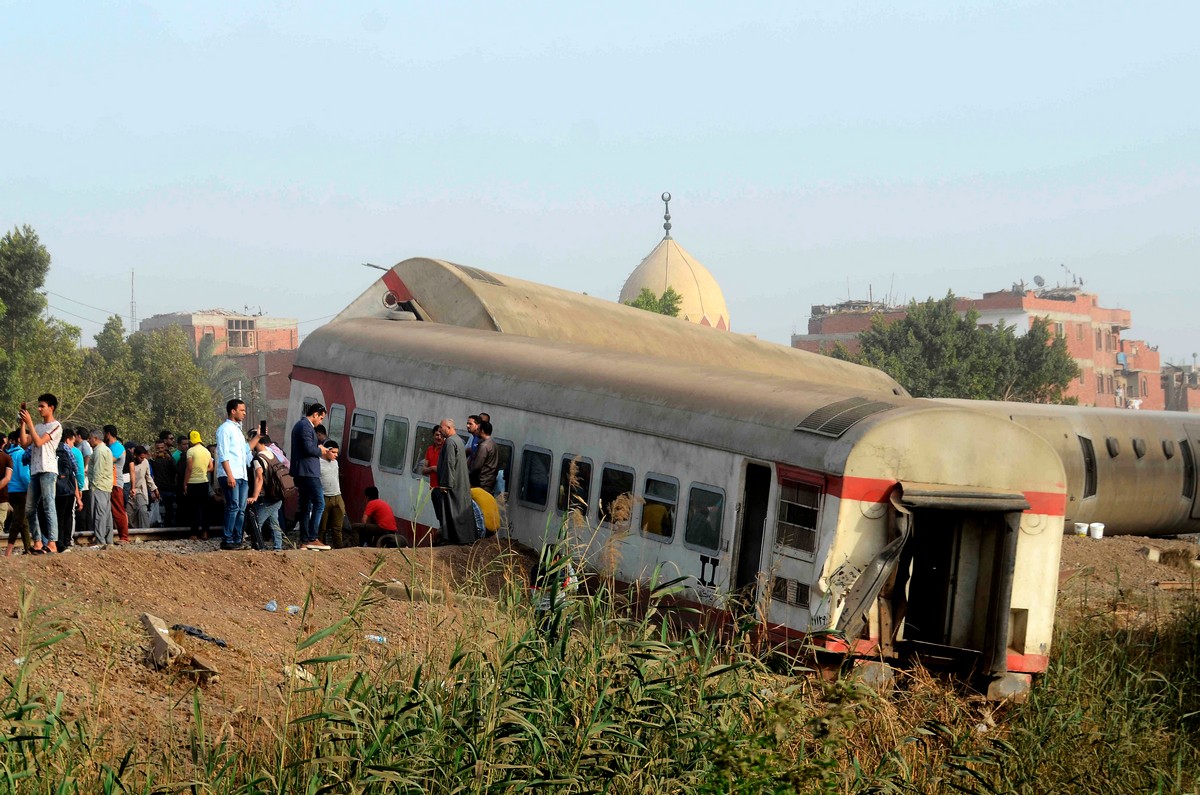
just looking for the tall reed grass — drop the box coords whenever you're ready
[3,553,1200,793]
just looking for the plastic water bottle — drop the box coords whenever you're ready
[286,605,301,615]
[495,471,506,495]
[264,600,278,612]
[365,634,387,644]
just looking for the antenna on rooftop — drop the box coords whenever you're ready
[661,192,672,239]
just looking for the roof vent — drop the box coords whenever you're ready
[454,265,505,286]
[796,397,896,437]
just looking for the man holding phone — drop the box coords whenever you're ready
[19,393,63,554]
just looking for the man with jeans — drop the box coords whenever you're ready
[248,433,284,551]
[20,393,63,554]
[290,402,334,551]
[216,399,250,550]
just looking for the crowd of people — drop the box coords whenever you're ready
[0,394,504,556]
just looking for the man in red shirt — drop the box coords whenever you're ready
[420,426,443,526]
[352,486,398,545]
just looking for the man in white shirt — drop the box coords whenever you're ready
[19,393,63,554]
[215,399,251,550]
[317,440,342,549]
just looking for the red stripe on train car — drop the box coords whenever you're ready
[381,270,414,301]
[1022,490,1067,517]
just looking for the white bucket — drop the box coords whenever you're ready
[1074,522,1089,536]
[1088,522,1105,539]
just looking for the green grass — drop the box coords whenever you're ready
[3,549,1200,794]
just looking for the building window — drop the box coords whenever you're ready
[1142,377,1148,396]
[1095,329,1102,350]
[1096,374,1104,394]
[1076,324,1084,341]
[1078,371,1085,386]
[227,318,256,349]
[1107,375,1114,394]
[1053,322,1064,338]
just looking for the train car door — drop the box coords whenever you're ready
[1185,426,1200,520]
[734,463,772,595]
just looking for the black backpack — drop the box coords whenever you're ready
[257,453,296,502]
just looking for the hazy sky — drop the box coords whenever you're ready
[4,2,1197,363]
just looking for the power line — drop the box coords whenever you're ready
[298,313,337,325]
[47,303,107,326]
[45,291,124,318]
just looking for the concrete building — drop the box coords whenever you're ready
[139,310,298,355]
[792,285,1166,410]
[619,193,731,330]
[1163,364,1200,413]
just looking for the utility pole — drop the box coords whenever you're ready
[130,270,137,333]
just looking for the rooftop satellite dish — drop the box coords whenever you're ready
[382,290,400,309]
[1033,275,1045,288]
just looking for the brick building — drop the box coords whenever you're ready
[792,287,1165,410]
[139,310,298,355]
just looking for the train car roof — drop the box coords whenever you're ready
[332,257,907,398]
[298,318,961,472]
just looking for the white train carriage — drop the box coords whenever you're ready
[940,400,1200,536]
[290,318,1066,688]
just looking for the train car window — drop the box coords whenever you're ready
[1163,440,1176,460]
[327,404,347,447]
[302,396,320,416]
[684,485,725,551]
[347,410,377,465]
[776,479,820,554]
[770,576,810,609]
[411,423,438,476]
[493,440,514,497]
[379,416,410,473]
[1078,436,1097,499]
[1181,440,1196,501]
[599,464,635,526]
[519,447,553,509]
[556,456,593,514]
[640,475,678,540]
[1105,437,1120,458]
[1133,438,1147,459]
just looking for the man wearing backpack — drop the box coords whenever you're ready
[248,433,285,551]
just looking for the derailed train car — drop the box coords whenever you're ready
[331,257,1200,538]
[291,316,1066,696]
[939,400,1200,535]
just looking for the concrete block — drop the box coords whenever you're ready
[1138,546,1161,564]
[141,613,183,669]
[986,672,1032,703]
[853,660,895,693]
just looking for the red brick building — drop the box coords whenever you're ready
[139,310,298,355]
[792,287,1165,410]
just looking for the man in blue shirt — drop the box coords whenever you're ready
[216,398,251,550]
[4,430,32,555]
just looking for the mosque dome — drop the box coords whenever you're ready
[618,194,730,330]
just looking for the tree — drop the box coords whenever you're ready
[194,333,249,424]
[0,225,51,405]
[129,326,215,435]
[830,293,1079,403]
[625,287,683,317]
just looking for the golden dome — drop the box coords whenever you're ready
[619,235,730,330]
